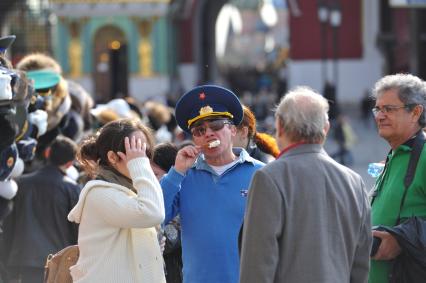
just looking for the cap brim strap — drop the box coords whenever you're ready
[187,112,233,128]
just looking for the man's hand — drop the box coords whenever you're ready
[174,145,201,174]
[372,230,401,260]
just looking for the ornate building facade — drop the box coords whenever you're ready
[50,0,172,102]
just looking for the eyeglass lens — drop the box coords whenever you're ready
[372,105,412,115]
[191,120,228,137]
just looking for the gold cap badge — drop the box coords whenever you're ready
[199,105,213,116]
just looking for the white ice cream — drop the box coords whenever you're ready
[208,140,221,148]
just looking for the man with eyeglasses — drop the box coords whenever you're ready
[160,85,264,283]
[369,74,426,283]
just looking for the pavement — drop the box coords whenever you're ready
[323,112,389,190]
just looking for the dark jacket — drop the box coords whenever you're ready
[3,165,80,268]
[245,142,270,163]
[378,217,426,283]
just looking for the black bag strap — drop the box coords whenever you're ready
[396,131,426,224]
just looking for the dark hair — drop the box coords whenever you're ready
[48,136,78,166]
[152,142,178,172]
[78,118,155,177]
[238,105,280,158]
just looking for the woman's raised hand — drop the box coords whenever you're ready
[117,136,147,163]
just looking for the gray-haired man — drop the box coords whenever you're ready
[239,86,372,283]
[369,74,426,283]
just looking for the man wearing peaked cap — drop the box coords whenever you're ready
[175,84,243,133]
[0,35,15,55]
[0,35,15,70]
[160,85,264,283]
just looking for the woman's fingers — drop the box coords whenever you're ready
[137,137,142,150]
[124,137,131,152]
[131,135,136,149]
[120,136,146,162]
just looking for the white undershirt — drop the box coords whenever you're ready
[209,159,239,175]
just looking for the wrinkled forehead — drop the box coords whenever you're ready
[375,88,402,104]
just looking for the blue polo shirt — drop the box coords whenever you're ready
[161,148,264,283]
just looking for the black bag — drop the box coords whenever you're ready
[378,217,426,283]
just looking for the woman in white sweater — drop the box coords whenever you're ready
[68,118,166,283]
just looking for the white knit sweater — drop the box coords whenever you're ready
[68,157,166,283]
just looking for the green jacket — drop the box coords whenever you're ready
[369,141,426,283]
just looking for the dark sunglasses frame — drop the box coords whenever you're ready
[190,119,232,137]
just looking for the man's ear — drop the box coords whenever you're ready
[107,150,118,165]
[412,104,424,123]
[241,126,249,138]
[230,124,237,137]
[276,117,284,138]
[323,120,330,136]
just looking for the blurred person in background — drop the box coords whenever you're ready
[360,89,375,128]
[3,136,81,283]
[0,35,49,283]
[151,142,182,283]
[331,114,356,166]
[16,53,71,172]
[233,105,280,163]
[151,142,178,181]
[144,100,173,143]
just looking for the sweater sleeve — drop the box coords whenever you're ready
[160,167,185,223]
[90,157,165,228]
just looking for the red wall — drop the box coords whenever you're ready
[290,0,362,60]
[179,18,194,63]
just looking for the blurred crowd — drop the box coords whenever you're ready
[0,34,280,283]
[3,30,425,283]
[0,35,183,283]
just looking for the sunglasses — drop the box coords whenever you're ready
[190,119,232,137]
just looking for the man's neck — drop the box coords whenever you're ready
[389,128,421,150]
[205,150,236,166]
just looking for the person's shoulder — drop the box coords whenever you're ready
[237,148,266,167]
[15,169,46,188]
[83,181,121,203]
[251,158,266,168]
[323,155,364,183]
[62,177,81,194]
[253,158,285,178]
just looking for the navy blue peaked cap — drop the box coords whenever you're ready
[0,35,16,53]
[175,85,243,133]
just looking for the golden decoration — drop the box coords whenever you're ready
[199,105,213,116]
